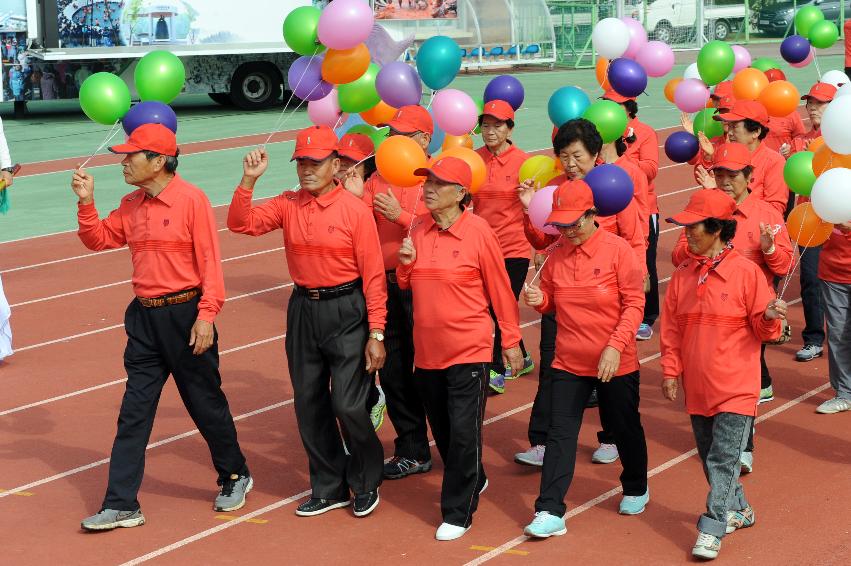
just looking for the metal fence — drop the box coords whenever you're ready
[548,0,848,67]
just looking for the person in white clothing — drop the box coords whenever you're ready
[0,274,12,361]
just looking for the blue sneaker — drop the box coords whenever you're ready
[619,488,649,515]
[488,370,505,394]
[524,511,566,538]
[636,323,653,341]
[505,355,535,380]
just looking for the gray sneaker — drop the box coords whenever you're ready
[816,397,851,414]
[795,344,823,362]
[214,474,253,512]
[81,509,145,531]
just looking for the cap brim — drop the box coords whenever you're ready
[600,94,634,103]
[666,211,707,226]
[290,149,335,162]
[413,166,457,185]
[479,111,514,121]
[801,94,833,102]
[337,149,370,162]
[380,120,417,134]
[713,112,746,122]
[710,161,749,171]
[108,143,144,154]
[545,209,585,227]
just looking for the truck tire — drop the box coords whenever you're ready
[711,20,730,41]
[208,93,233,106]
[230,62,283,110]
[653,21,673,44]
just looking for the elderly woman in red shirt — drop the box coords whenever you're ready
[397,156,523,541]
[521,179,648,539]
[661,189,787,560]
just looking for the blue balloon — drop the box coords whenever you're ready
[122,101,177,136]
[607,58,648,98]
[548,86,591,127]
[484,75,525,110]
[664,131,700,163]
[427,107,445,154]
[334,113,366,138]
[416,36,462,91]
[780,34,811,64]
[584,163,634,217]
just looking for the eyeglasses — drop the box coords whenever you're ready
[557,215,587,231]
[386,130,421,138]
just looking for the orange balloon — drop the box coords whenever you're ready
[759,80,800,117]
[808,136,825,154]
[360,100,397,126]
[553,156,564,172]
[787,202,833,247]
[321,44,370,85]
[596,58,611,91]
[664,78,682,104]
[732,68,769,101]
[812,144,851,175]
[376,135,428,187]
[442,134,474,151]
[437,146,487,194]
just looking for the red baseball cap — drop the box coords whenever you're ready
[710,81,734,100]
[291,125,338,161]
[546,179,595,227]
[337,133,374,162]
[480,99,515,121]
[711,143,752,171]
[716,95,736,111]
[666,189,737,226]
[714,99,769,127]
[381,105,434,136]
[109,123,177,157]
[601,89,635,104]
[801,82,837,102]
[414,156,472,189]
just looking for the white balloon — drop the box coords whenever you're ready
[592,18,630,59]
[684,63,702,81]
[811,168,851,224]
[820,70,850,88]
[836,83,851,98]
[821,96,851,154]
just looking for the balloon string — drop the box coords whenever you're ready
[262,55,320,148]
[407,186,422,236]
[813,53,822,79]
[262,82,321,148]
[524,254,549,291]
[426,89,436,110]
[778,204,816,300]
[79,119,122,170]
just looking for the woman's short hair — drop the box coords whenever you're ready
[701,217,738,243]
[742,118,769,141]
[553,118,602,156]
[623,99,638,119]
[477,116,515,130]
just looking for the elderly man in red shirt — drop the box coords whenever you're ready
[662,189,786,560]
[72,124,251,531]
[228,125,388,519]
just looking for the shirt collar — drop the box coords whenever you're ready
[564,223,604,257]
[297,181,345,208]
[735,195,755,219]
[145,173,181,207]
[710,249,739,281]
[422,207,472,239]
[483,142,517,165]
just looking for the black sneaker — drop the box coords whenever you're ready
[383,456,433,479]
[294,497,350,517]
[353,489,380,517]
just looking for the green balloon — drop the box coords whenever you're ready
[795,6,825,37]
[135,51,185,103]
[750,57,781,72]
[808,20,839,49]
[697,40,735,86]
[473,97,484,134]
[347,124,389,151]
[581,100,628,144]
[784,151,817,196]
[79,72,131,125]
[283,6,325,56]
[693,108,723,139]
[338,64,381,113]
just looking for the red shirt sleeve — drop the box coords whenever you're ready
[478,226,522,349]
[746,266,782,341]
[352,207,388,330]
[226,186,285,235]
[616,203,648,274]
[763,217,794,278]
[636,125,659,183]
[660,270,683,380]
[672,230,688,267]
[76,201,127,251]
[523,213,558,251]
[607,242,646,353]
[190,193,225,323]
[761,156,790,217]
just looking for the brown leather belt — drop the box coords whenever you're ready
[137,289,199,308]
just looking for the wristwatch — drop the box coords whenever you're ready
[1,167,14,172]
[369,330,385,342]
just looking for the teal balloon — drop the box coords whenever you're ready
[582,100,628,144]
[135,50,185,103]
[283,6,325,56]
[548,86,591,127]
[697,40,734,86]
[795,6,825,37]
[784,151,817,196]
[808,20,839,49]
[338,63,381,113]
[79,72,131,125]
[693,108,723,139]
[750,57,781,72]
[416,36,462,90]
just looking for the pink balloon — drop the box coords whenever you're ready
[620,17,648,59]
[731,45,752,73]
[528,186,560,236]
[308,89,346,127]
[432,89,478,136]
[790,47,815,68]
[635,40,674,78]
[674,78,710,113]
[317,0,374,51]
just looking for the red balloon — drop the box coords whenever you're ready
[764,68,786,82]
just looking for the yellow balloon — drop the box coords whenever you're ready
[519,155,558,189]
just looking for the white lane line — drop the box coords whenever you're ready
[657,185,699,200]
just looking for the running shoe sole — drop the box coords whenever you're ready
[524,526,567,538]
[514,455,544,467]
[81,516,145,531]
[295,500,351,517]
[353,493,379,517]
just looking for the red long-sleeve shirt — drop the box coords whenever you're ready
[624,118,660,214]
[819,228,851,284]
[77,174,225,323]
[764,113,806,153]
[535,227,645,377]
[362,174,428,270]
[396,209,521,370]
[748,143,790,216]
[671,195,793,285]
[617,154,650,238]
[473,144,532,260]
[227,183,388,329]
[661,250,782,416]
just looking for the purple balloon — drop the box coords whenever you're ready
[781,35,811,64]
[664,131,700,163]
[376,62,423,108]
[484,75,525,110]
[288,55,332,102]
[607,58,648,98]
[122,101,177,136]
[584,164,633,217]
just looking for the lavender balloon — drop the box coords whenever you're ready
[528,185,560,235]
[484,75,525,110]
[620,17,648,59]
[635,40,675,77]
[674,78,710,113]
[289,55,332,101]
[607,58,648,98]
[731,45,752,72]
[123,101,177,135]
[317,0,374,50]
[376,62,422,108]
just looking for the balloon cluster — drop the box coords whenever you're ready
[79,50,185,134]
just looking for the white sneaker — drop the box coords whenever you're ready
[816,397,851,414]
[436,522,469,541]
[592,443,619,464]
[739,451,753,474]
[514,445,545,467]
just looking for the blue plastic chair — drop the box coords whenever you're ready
[460,48,467,58]
[507,45,518,56]
[489,46,504,58]
[470,47,481,58]
[523,44,540,55]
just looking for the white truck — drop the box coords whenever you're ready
[625,0,748,43]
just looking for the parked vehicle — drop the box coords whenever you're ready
[626,0,748,43]
[757,0,850,37]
